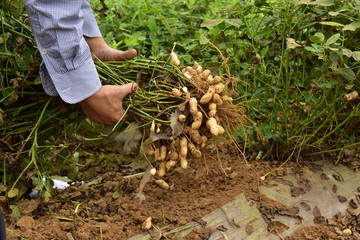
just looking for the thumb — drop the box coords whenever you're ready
[114,49,138,61]
[117,82,138,100]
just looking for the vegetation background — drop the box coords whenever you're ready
[0,0,359,202]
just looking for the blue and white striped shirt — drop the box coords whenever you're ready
[24,0,102,104]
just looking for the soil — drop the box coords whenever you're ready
[3,141,360,240]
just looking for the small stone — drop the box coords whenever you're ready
[342,228,352,236]
[320,173,329,180]
[300,202,311,211]
[346,208,358,216]
[245,223,254,235]
[327,218,338,226]
[141,216,152,230]
[335,227,343,235]
[312,205,322,218]
[332,174,343,182]
[349,199,358,209]
[66,233,75,240]
[332,184,337,194]
[338,195,347,203]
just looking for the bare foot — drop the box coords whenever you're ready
[85,37,137,61]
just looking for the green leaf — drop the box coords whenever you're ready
[328,11,339,16]
[72,152,79,162]
[54,216,74,222]
[7,188,19,198]
[30,177,44,191]
[320,22,344,27]
[329,52,338,65]
[200,19,224,28]
[338,68,356,81]
[317,80,338,89]
[325,33,341,46]
[224,19,242,27]
[124,36,138,46]
[286,38,301,49]
[300,0,334,6]
[352,51,360,61]
[9,205,21,217]
[309,32,325,44]
[199,34,209,45]
[68,166,79,181]
[345,85,354,90]
[315,0,334,6]
[43,190,52,202]
[50,176,72,183]
[343,21,360,31]
[341,48,353,58]
[305,44,323,53]
[112,191,122,199]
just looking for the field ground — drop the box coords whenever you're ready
[4,141,360,240]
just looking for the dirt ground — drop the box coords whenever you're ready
[3,140,360,240]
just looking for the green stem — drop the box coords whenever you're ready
[11,98,52,189]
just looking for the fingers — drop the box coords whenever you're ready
[85,36,137,61]
[79,83,138,125]
[115,82,139,99]
[115,49,137,61]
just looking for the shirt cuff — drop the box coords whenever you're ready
[50,58,102,104]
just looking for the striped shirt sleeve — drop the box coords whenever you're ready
[24,0,102,104]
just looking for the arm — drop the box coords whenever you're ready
[24,0,101,104]
[24,0,137,124]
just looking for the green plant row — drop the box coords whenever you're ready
[91,0,359,159]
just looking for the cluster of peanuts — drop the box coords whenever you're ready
[148,54,234,190]
[180,61,233,134]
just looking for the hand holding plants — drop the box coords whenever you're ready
[79,83,137,125]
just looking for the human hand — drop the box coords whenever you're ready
[79,83,137,125]
[85,37,137,61]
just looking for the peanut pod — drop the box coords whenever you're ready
[200,69,211,80]
[214,83,225,94]
[157,145,167,161]
[178,114,187,123]
[188,142,202,158]
[208,102,217,117]
[170,52,180,66]
[189,128,203,145]
[157,161,167,177]
[208,75,222,85]
[155,179,170,190]
[172,88,182,97]
[191,111,203,130]
[166,160,177,170]
[200,136,208,148]
[212,94,223,106]
[199,85,215,104]
[189,97,198,116]
[179,154,188,169]
[179,137,188,157]
[206,117,223,136]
